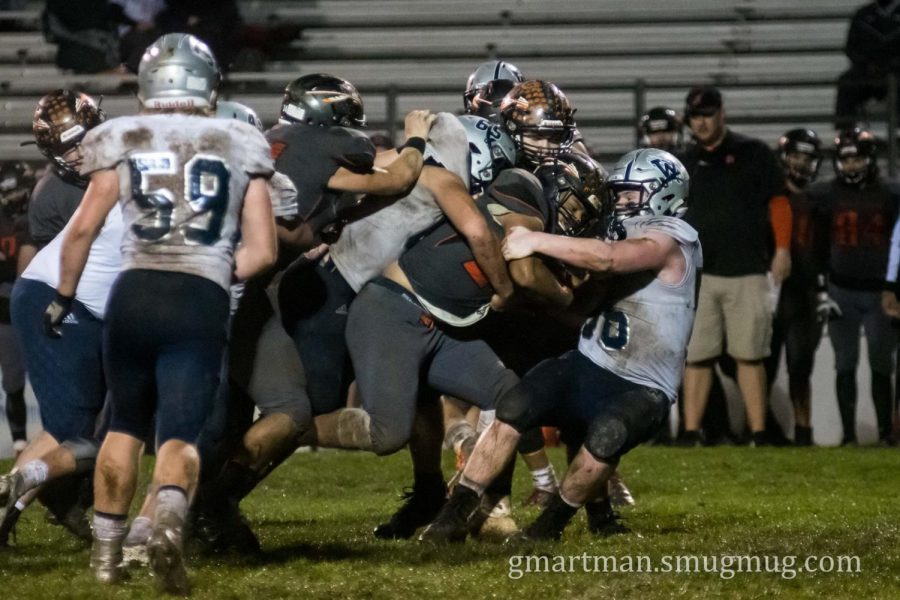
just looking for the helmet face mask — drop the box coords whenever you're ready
[280,74,366,128]
[463,60,524,113]
[138,34,220,112]
[458,115,517,194]
[534,152,606,237]
[32,89,105,186]
[778,128,821,188]
[833,128,877,187]
[501,80,576,167]
[606,149,690,232]
[469,79,516,122]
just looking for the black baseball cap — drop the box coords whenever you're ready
[685,85,722,118]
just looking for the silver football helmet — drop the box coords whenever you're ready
[463,60,524,113]
[458,114,517,194]
[216,100,264,131]
[607,148,689,222]
[138,33,220,111]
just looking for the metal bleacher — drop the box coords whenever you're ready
[0,0,864,163]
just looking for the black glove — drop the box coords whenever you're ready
[43,292,74,338]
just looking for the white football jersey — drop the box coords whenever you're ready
[578,216,702,401]
[22,204,124,319]
[79,114,274,291]
[328,112,470,292]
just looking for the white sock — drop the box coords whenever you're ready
[155,486,188,523]
[93,513,128,541]
[19,459,49,491]
[124,516,153,546]
[476,410,496,433]
[530,464,558,492]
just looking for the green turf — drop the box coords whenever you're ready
[1,446,899,599]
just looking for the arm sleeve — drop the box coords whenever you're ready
[768,194,792,250]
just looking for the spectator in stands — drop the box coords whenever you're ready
[0,160,37,457]
[109,0,165,73]
[810,128,898,445]
[680,86,792,447]
[835,0,900,131]
[157,0,242,70]
[43,0,121,73]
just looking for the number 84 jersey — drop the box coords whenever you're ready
[577,216,703,402]
[79,114,274,292]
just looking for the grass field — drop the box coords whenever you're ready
[1,446,899,599]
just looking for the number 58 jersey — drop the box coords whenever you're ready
[79,114,274,291]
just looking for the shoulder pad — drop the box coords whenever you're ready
[625,215,699,245]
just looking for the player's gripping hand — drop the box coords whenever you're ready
[43,292,74,338]
[815,290,842,323]
[501,226,538,260]
[403,110,437,141]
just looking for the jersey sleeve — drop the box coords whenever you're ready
[331,128,376,173]
[78,120,128,174]
[236,124,274,179]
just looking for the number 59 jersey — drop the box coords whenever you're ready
[79,114,274,291]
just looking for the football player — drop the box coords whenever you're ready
[28,90,106,249]
[766,129,824,446]
[314,168,584,538]
[43,33,277,593]
[809,128,899,445]
[0,161,36,460]
[421,149,700,543]
[2,166,123,546]
[639,106,683,154]
[189,76,436,551]
[463,59,524,122]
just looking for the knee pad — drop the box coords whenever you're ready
[336,408,373,452]
[495,388,532,433]
[585,416,629,463]
[60,438,100,474]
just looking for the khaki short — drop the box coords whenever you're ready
[686,273,773,362]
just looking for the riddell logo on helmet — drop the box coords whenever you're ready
[540,119,564,127]
[149,98,197,109]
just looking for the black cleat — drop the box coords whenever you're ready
[418,487,479,544]
[586,500,631,537]
[188,503,260,556]
[374,483,447,540]
[0,506,21,547]
[508,494,578,543]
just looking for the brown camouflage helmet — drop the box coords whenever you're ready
[499,80,576,166]
[32,89,105,185]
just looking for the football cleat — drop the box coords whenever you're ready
[608,472,635,507]
[469,494,519,541]
[585,499,631,537]
[90,535,126,584]
[148,510,190,596]
[0,506,21,547]
[374,482,447,540]
[418,487,479,544]
[0,471,24,526]
[507,494,578,543]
